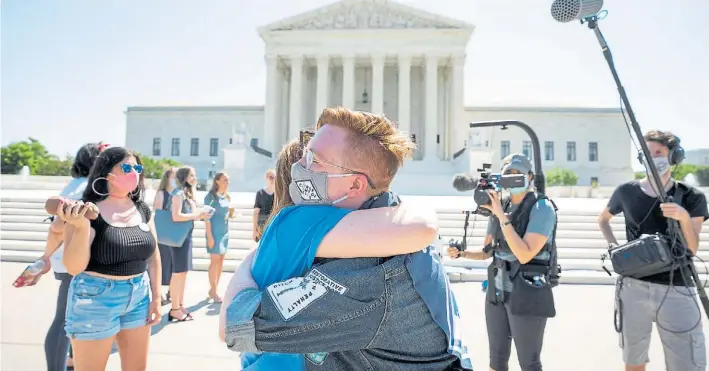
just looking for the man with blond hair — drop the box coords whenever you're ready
[223,107,473,370]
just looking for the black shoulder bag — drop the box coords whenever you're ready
[607,183,687,279]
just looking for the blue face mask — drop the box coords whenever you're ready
[508,177,529,195]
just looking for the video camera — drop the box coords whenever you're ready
[473,163,527,209]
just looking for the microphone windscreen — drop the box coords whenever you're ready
[551,0,603,23]
[452,173,477,192]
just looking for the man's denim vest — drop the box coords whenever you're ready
[225,192,473,370]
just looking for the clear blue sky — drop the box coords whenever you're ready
[2,0,708,159]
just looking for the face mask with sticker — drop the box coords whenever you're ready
[508,177,530,195]
[288,162,353,206]
[652,156,671,176]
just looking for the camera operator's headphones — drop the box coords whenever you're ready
[637,133,685,167]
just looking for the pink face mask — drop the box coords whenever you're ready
[109,171,139,196]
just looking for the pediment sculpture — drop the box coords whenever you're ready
[272,2,461,31]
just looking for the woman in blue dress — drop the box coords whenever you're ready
[205,172,231,303]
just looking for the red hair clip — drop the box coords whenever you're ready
[98,143,110,152]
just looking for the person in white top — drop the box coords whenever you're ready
[40,142,103,371]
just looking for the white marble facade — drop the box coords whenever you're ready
[259,0,473,162]
[125,0,634,194]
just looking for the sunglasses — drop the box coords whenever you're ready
[120,163,143,174]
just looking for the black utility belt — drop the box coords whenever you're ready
[494,259,550,275]
[488,261,556,318]
[608,234,683,279]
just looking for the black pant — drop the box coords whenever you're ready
[45,272,73,371]
[158,243,173,285]
[486,300,547,371]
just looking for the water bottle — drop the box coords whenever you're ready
[27,260,46,275]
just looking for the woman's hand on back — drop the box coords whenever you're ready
[56,201,90,229]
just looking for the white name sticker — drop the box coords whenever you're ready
[266,269,347,321]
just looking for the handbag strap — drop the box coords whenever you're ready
[162,190,170,210]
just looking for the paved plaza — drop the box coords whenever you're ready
[3,263,706,370]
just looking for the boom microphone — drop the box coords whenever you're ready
[550,0,603,23]
[452,173,477,192]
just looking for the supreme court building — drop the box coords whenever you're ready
[125,0,633,194]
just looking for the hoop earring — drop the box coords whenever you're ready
[91,177,109,197]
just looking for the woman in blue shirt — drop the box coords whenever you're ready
[204,172,231,303]
[221,138,439,371]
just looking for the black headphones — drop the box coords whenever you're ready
[637,134,685,166]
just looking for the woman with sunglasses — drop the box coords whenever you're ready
[251,169,275,242]
[57,146,162,371]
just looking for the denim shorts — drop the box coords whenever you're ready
[65,272,150,341]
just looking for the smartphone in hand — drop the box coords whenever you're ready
[12,260,46,288]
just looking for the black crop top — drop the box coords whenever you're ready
[85,201,156,276]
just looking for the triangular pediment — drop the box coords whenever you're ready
[259,0,473,33]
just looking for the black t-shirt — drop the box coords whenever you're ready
[254,189,274,224]
[607,181,709,286]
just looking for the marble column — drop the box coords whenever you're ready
[288,55,304,140]
[397,54,412,138]
[424,54,439,161]
[263,54,280,155]
[315,55,330,118]
[342,54,356,109]
[371,54,385,114]
[450,54,466,158]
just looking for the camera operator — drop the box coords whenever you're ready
[448,153,558,371]
[597,130,708,371]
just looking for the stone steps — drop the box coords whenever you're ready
[3,238,707,273]
[2,194,709,286]
[0,249,247,274]
[4,229,709,251]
